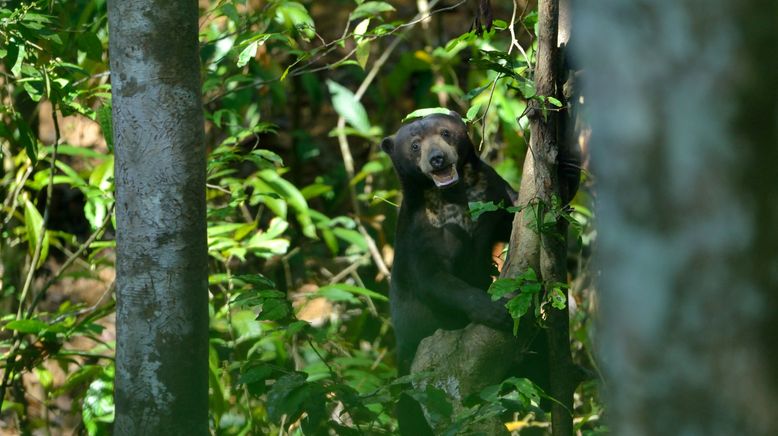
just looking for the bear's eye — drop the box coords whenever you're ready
[411,141,420,152]
[440,129,450,139]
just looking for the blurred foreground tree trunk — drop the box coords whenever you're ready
[108,0,209,433]
[577,0,778,433]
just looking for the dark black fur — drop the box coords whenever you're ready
[382,112,580,433]
[382,113,516,434]
[381,113,516,374]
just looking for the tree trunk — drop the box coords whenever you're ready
[576,0,778,433]
[502,0,576,434]
[108,1,208,434]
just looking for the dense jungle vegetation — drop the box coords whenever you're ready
[0,0,600,434]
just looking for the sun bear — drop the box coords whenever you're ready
[381,112,517,434]
[381,112,517,374]
[382,111,580,433]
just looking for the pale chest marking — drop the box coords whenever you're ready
[423,164,489,232]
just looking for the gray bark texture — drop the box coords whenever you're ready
[411,325,521,434]
[576,0,778,434]
[108,0,208,434]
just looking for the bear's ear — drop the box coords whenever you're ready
[380,136,395,154]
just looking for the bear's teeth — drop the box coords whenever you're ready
[431,166,459,187]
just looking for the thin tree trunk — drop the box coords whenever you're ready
[108,0,208,433]
[503,0,576,434]
[577,0,778,433]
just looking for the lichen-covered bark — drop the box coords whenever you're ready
[108,0,208,433]
[411,325,519,435]
[577,0,778,433]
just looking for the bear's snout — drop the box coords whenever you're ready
[428,150,446,169]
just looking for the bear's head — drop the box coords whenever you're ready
[381,112,475,189]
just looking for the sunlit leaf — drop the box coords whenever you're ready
[274,1,315,41]
[354,19,371,68]
[465,103,482,122]
[546,96,563,107]
[237,41,257,68]
[24,198,49,269]
[317,283,388,302]
[4,319,47,333]
[326,80,371,135]
[11,44,25,77]
[82,376,115,434]
[402,107,453,122]
[258,170,316,239]
[350,1,395,21]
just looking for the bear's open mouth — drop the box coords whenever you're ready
[431,165,459,188]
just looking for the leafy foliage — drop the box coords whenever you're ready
[0,0,601,434]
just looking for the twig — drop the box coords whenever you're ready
[328,253,371,284]
[48,281,115,325]
[2,164,33,225]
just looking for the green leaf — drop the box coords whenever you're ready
[463,82,492,100]
[523,11,538,29]
[250,149,284,167]
[266,372,308,423]
[77,31,103,61]
[549,286,567,310]
[54,365,103,396]
[82,377,115,433]
[445,31,476,52]
[301,183,332,200]
[15,114,38,164]
[35,367,54,390]
[258,170,316,239]
[317,283,388,302]
[96,104,113,151]
[332,227,367,252]
[233,274,276,290]
[514,78,536,99]
[410,385,453,426]
[274,1,315,41]
[465,103,482,122]
[11,44,25,77]
[4,319,47,333]
[24,199,49,269]
[546,96,563,107]
[257,298,291,321]
[518,267,538,283]
[351,160,384,186]
[402,107,453,122]
[237,41,257,67]
[354,19,371,68]
[238,363,275,385]
[350,1,395,21]
[468,200,500,220]
[316,286,357,303]
[326,80,371,135]
[506,293,533,319]
[488,278,520,299]
[470,58,519,79]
